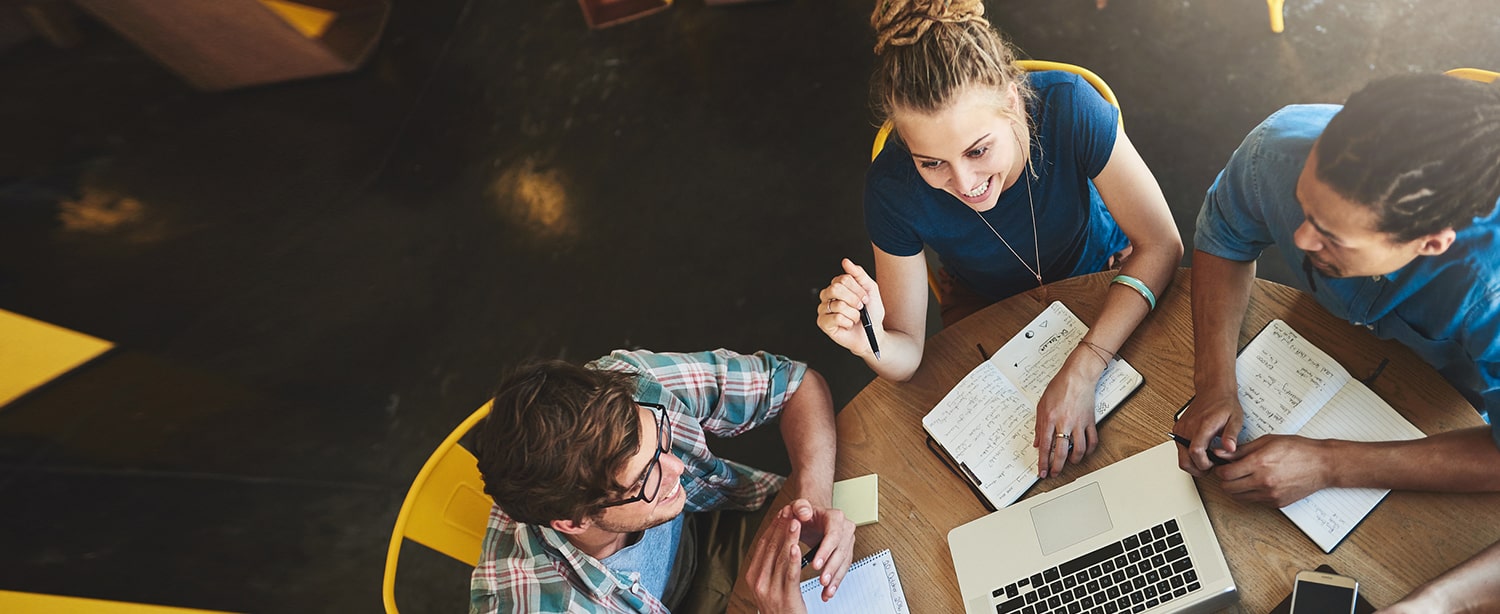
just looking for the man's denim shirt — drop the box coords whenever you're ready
[1195,104,1500,445]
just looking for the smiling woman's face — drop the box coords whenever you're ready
[895,84,1028,213]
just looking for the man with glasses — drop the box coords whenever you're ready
[469,349,853,614]
[1177,73,1500,506]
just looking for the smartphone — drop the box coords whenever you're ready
[1290,570,1360,614]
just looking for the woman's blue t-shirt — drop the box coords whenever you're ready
[864,70,1128,303]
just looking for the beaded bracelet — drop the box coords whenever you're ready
[1111,274,1157,310]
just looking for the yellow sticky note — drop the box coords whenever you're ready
[832,474,879,526]
[0,309,113,408]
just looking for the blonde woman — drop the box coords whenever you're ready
[816,0,1181,477]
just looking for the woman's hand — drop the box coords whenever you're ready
[816,259,883,358]
[1033,346,1107,477]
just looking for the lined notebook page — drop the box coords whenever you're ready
[1280,381,1425,552]
[1234,320,1349,441]
[800,549,909,613]
[921,363,1037,507]
[921,302,1142,508]
[1236,320,1425,553]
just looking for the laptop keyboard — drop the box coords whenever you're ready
[991,519,1201,614]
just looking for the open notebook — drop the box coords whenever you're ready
[1188,319,1426,553]
[922,301,1144,510]
[800,549,908,613]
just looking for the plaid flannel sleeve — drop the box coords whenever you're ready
[603,349,807,438]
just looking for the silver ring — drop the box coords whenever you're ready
[827,298,835,314]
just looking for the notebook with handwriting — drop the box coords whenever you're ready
[921,301,1144,510]
[1219,319,1425,553]
[799,549,908,613]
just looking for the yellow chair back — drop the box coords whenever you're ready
[1446,68,1499,83]
[382,402,495,613]
[868,60,1121,305]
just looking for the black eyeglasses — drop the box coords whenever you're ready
[597,402,673,509]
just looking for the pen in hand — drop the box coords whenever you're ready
[1167,432,1232,466]
[859,306,881,360]
[800,537,823,568]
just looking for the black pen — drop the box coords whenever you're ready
[1167,432,1233,466]
[801,538,823,568]
[860,306,881,360]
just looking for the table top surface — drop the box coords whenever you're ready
[727,268,1500,613]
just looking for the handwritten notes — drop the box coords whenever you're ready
[922,302,1143,509]
[801,549,908,614]
[1236,320,1425,553]
[1235,320,1346,441]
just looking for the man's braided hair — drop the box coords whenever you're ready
[1317,74,1500,242]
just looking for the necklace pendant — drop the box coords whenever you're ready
[1034,274,1043,287]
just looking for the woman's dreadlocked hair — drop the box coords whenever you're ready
[870,0,1032,125]
[1317,74,1500,242]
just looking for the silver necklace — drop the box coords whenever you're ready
[974,166,1042,287]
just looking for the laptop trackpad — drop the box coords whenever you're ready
[1031,482,1112,555]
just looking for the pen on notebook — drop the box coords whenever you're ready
[860,306,881,360]
[1167,432,1232,466]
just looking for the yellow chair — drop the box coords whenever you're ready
[1268,0,1285,33]
[0,591,237,614]
[1446,68,1499,83]
[869,60,1122,305]
[382,402,495,614]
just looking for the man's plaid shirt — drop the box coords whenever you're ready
[469,349,807,613]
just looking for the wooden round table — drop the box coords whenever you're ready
[728,268,1500,613]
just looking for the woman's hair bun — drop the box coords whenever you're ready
[872,0,988,54]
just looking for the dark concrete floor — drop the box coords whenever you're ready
[1,0,1496,611]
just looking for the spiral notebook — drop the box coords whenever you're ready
[799,549,909,613]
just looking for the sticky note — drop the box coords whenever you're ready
[832,474,879,526]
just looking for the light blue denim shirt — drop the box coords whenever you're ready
[1195,104,1500,446]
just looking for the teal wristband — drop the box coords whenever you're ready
[1111,274,1157,310]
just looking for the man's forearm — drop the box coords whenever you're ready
[1408,537,1500,613]
[1329,427,1500,493]
[780,369,838,508]
[1191,252,1256,397]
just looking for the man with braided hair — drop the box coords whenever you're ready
[1176,73,1500,507]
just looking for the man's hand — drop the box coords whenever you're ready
[1213,435,1334,507]
[1173,392,1243,476]
[1375,596,1447,614]
[790,499,857,603]
[744,505,809,614]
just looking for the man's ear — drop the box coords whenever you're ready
[550,516,591,535]
[1414,228,1457,256]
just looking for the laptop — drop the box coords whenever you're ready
[948,441,1237,614]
